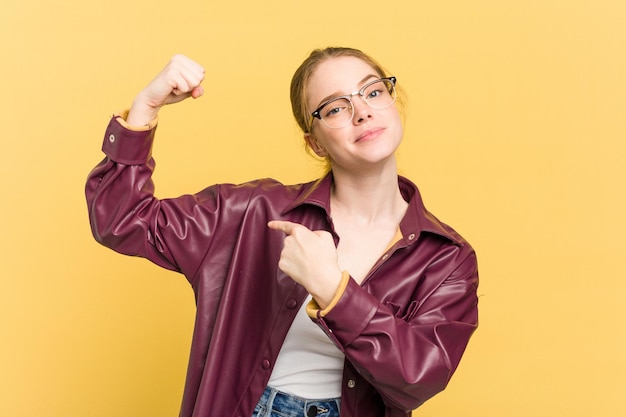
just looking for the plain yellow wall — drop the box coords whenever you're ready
[1,1,625,416]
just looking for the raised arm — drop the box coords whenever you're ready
[86,55,216,275]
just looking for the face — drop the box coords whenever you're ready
[304,56,403,172]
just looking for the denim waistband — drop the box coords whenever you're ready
[253,386,340,417]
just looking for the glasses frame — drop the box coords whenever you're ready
[310,76,397,129]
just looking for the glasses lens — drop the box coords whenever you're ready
[315,78,397,129]
[363,79,396,109]
[319,97,353,128]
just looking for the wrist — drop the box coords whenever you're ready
[310,268,344,309]
[308,270,350,317]
[127,96,160,127]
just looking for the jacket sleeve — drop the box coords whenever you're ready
[312,245,479,411]
[85,116,241,281]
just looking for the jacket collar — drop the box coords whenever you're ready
[282,172,334,215]
[282,172,464,246]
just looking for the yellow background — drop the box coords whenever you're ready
[1,1,625,416]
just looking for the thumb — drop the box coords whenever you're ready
[191,85,204,99]
[164,85,204,105]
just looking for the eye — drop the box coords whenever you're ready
[323,99,350,118]
[365,82,387,100]
[326,106,344,117]
[367,89,383,99]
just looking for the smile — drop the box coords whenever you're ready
[355,128,385,143]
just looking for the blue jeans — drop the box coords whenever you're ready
[252,386,341,417]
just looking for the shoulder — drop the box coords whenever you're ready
[195,177,322,209]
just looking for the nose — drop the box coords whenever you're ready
[351,95,373,124]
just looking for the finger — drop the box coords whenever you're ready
[165,91,194,105]
[164,73,200,104]
[313,229,334,241]
[191,85,204,99]
[169,79,190,96]
[267,220,306,235]
[172,54,205,76]
[177,65,205,93]
[163,57,204,94]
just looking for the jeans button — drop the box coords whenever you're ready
[307,405,319,417]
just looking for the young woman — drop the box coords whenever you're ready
[86,47,479,417]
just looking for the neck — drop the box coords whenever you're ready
[330,159,406,224]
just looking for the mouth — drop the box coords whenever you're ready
[355,127,385,143]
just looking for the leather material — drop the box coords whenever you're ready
[86,116,479,417]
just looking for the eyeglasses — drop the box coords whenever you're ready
[311,77,397,129]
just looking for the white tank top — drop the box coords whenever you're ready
[268,295,345,398]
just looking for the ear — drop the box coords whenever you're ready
[304,133,327,157]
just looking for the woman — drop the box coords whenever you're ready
[86,47,479,417]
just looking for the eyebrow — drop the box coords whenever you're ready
[314,73,381,109]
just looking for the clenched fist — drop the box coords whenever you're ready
[127,55,205,126]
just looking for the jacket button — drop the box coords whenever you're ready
[286,299,298,309]
[408,233,416,241]
[109,134,115,143]
[347,379,356,388]
[262,359,271,369]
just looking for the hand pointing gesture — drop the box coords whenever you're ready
[268,220,343,308]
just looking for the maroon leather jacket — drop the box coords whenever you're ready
[86,116,479,417]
